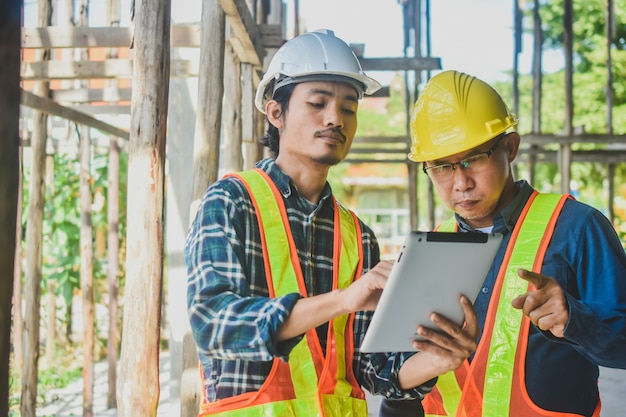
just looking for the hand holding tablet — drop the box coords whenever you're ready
[360,231,502,353]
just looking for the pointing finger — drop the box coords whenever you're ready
[517,269,546,290]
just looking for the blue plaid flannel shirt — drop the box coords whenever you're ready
[185,158,433,403]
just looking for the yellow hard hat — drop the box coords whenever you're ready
[408,70,518,162]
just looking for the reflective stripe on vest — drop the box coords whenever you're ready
[198,168,367,417]
[425,193,599,417]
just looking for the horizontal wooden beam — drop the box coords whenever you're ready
[20,89,129,140]
[359,56,442,72]
[348,148,408,154]
[353,135,410,145]
[353,134,626,147]
[21,59,197,80]
[51,87,132,102]
[72,104,131,115]
[522,133,626,145]
[22,23,283,50]
[517,149,626,163]
[344,157,410,164]
[22,25,200,48]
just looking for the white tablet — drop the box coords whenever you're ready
[360,231,503,353]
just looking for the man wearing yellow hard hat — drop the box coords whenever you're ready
[380,70,626,417]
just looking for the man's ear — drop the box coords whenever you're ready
[265,100,283,129]
[504,132,521,162]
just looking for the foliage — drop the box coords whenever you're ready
[13,140,128,413]
[19,140,128,348]
[534,0,626,69]
[9,350,82,416]
[495,0,626,242]
[329,73,409,200]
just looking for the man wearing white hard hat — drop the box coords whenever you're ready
[185,30,478,416]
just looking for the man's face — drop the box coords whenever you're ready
[425,134,519,229]
[269,81,360,167]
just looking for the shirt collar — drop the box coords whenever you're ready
[456,180,533,234]
[255,158,333,205]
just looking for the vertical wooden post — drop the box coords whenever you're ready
[242,63,263,169]
[606,0,615,225]
[45,280,57,365]
[118,0,171,415]
[12,146,24,377]
[78,2,96,415]
[0,0,22,415]
[43,154,55,366]
[608,163,616,224]
[223,40,243,173]
[191,0,225,205]
[605,0,614,134]
[22,1,52,415]
[409,0,420,230]
[512,0,521,117]
[107,134,121,409]
[106,0,121,409]
[529,0,543,186]
[560,0,573,194]
[181,3,225,416]
[79,122,95,417]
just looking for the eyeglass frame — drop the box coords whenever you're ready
[422,133,507,177]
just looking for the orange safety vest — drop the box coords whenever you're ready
[424,192,601,417]
[198,168,368,417]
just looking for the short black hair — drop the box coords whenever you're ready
[258,84,296,157]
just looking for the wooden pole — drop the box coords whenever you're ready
[118,0,171,414]
[107,134,121,409]
[22,1,52,415]
[223,39,243,173]
[560,0,573,193]
[78,3,96,416]
[0,1,22,415]
[181,3,225,416]
[79,122,95,417]
[529,0,543,186]
[106,0,121,409]
[191,0,225,206]
[12,147,24,378]
[241,63,263,168]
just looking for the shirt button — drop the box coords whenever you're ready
[481,287,489,293]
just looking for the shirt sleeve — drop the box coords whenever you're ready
[355,323,436,400]
[555,204,626,368]
[184,180,303,362]
[351,223,436,400]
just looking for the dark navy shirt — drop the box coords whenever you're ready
[381,180,626,417]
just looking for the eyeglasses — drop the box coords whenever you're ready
[422,134,506,180]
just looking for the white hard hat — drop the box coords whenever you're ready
[254,29,382,113]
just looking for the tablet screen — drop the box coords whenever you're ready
[360,231,502,353]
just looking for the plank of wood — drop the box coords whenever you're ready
[51,87,132,103]
[21,59,197,80]
[22,25,201,48]
[22,23,282,50]
[359,56,442,72]
[219,0,264,66]
[20,89,129,139]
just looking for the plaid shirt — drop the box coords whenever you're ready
[185,158,433,403]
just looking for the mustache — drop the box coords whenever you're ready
[315,127,346,143]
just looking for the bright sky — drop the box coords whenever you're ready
[24,0,563,85]
[293,0,564,85]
